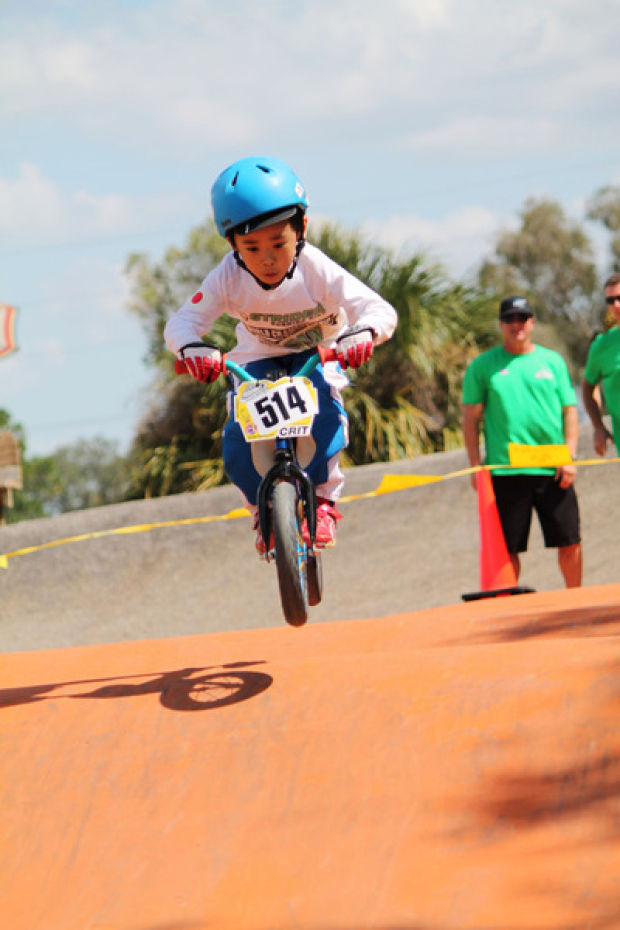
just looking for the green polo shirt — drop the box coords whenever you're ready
[583,326,620,448]
[462,344,576,475]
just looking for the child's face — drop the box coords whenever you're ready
[233,217,306,286]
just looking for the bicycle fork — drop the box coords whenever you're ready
[256,438,317,563]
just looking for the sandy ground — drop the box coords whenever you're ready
[0,424,617,652]
[4,584,620,929]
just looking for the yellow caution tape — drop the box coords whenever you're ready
[0,507,251,568]
[374,473,443,495]
[1,450,618,569]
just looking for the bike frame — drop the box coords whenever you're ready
[224,353,323,563]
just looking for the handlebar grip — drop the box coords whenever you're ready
[318,346,339,365]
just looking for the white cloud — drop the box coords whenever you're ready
[1,35,96,113]
[6,253,138,363]
[395,0,451,28]
[0,163,65,240]
[0,252,146,450]
[362,204,508,278]
[405,117,560,156]
[40,255,134,342]
[0,162,194,246]
[2,0,618,159]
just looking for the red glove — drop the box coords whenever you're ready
[335,326,375,369]
[179,342,222,383]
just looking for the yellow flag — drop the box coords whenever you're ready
[508,442,573,468]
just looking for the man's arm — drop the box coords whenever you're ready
[582,379,612,456]
[462,402,484,490]
[556,405,578,488]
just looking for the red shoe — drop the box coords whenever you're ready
[302,498,342,549]
[253,514,274,559]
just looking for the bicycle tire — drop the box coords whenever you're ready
[272,481,308,627]
[307,552,323,606]
[160,671,273,711]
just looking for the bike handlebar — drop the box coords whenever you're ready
[174,346,340,379]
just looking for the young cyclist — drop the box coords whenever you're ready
[164,156,397,555]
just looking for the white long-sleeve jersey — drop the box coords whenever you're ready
[164,242,397,367]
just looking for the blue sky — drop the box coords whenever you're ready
[1,0,619,455]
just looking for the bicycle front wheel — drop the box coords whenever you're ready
[272,481,308,627]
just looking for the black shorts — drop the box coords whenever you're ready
[491,474,581,553]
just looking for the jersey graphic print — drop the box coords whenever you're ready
[244,303,341,350]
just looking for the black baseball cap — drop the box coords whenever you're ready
[499,296,533,319]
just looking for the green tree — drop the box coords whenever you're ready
[478,197,598,367]
[126,374,230,498]
[587,185,620,274]
[0,408,25,443]
[46,438,131,513]
[124,223,236,497]
[0,409,60,522]
[16,455,64,521]
[0,423,130,521]
[310,225,497,460]
[125,224,230,368]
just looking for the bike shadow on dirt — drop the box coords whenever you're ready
[0,660,273,712]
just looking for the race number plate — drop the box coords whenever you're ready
[234,377,319,442]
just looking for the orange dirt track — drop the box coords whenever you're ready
[2,584,620,930]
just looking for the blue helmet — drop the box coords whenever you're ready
[211,156,308,238]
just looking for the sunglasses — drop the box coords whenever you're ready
[501,312,530,323]
[605,295,620,305]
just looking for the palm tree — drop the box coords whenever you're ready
[311,225,497,463]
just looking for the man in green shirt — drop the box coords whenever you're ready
[462,296,582,588]
[582,273,620,455]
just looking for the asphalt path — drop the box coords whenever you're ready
[0,424,617,652]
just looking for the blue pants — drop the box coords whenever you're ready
[223,351,348,506]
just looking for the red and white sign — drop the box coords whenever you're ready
[0,304,17,358]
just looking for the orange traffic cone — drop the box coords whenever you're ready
[477,469,516,590]
[462,470,534,601]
